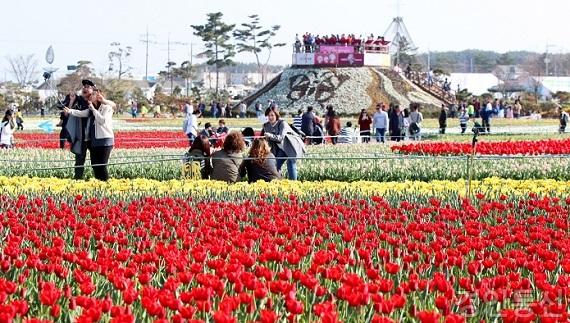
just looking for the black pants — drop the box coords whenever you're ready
[74,142,89,179]
[439,127,446,134]
[74,143,112,181]
[59,130,70,149]
[360,130,370,143]
[391,129,402,142]
[90,146,113,181]
[460,123,467,134]
[482,118,490,133]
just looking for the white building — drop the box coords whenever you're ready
[449,73,500,95]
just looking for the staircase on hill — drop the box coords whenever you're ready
[234,72,283,109]
[407,71,457,106]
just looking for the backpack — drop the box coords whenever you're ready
[409,122,420,135]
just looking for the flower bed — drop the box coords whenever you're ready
[1,189,570,321]
[3,147,570,182]
[1,176,570,199]
[392,138,570,156]
[13,131,189,149]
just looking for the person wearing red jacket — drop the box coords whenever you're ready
[358,109,372,143]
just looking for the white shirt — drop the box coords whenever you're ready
[239,103,247,113]
[338,127,357,144]
[185,114,198,136]
[0,121,14,146]
[373,111,389,129]
[185,104,194,117]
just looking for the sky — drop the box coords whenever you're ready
[0,0,569,82]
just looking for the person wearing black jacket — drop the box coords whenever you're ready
[301,106,316,144]
[439,104,448,134]
[57,110,71,149]
[389,105,402,141]
[62,85,90,179]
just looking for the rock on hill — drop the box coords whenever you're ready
[244,67,443,115]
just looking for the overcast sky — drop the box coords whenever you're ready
[1,0,568,82]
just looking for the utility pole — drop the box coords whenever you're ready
[168,34,172,95]
[545,44,555,76]
[162,34,188,95]
[185,43,194,97]
[139,27,157,81]
[145,26,149,80]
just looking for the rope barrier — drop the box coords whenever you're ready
[9,153,570,173]
[2,151,570,165]
[9,128,565,144]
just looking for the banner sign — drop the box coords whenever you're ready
[292,53,315,66]
[338,53,364,66]
[314,52,338,66]
[319,45,355,54]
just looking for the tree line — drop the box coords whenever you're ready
[413,50,570,76]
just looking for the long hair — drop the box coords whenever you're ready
[190,135,211,157]
[2,110,13,123]
[90,89,103,108]
[248,138,271,165]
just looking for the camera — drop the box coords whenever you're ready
[472,121,482,135]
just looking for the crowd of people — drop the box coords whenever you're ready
[3,85,570,183]
[292,103,424,144]
[127,100,251,120]
[295,33,390,53]
[183,106,305,183]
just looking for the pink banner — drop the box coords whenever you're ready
[319,45,355,54]
[314,52,338,66]
[338,53,364,66]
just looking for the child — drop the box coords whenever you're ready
[560,109,569,134]
[338,121,357,144]
[459,107,469,134]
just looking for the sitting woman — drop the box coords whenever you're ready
[239,138,280,183]
[211,131,245,183]
[184,135,212,179]
[241,127,255,147]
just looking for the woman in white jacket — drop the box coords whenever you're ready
[184,109,201,145]
[63,90,114,181]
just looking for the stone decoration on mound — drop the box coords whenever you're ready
[253,67,443,115]
[256,68,373,115]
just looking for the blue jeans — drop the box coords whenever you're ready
[256,110,261,118]
[187,133,196,146]
[375,128,386,143]
[276,148,297,180]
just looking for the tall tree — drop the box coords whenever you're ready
[6,54,38,87]
[108,42,133,80]
[172,60,194,97]
[191,12,235,96]
[233,14,285,84]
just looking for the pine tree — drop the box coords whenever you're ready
[191,12,235,97]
